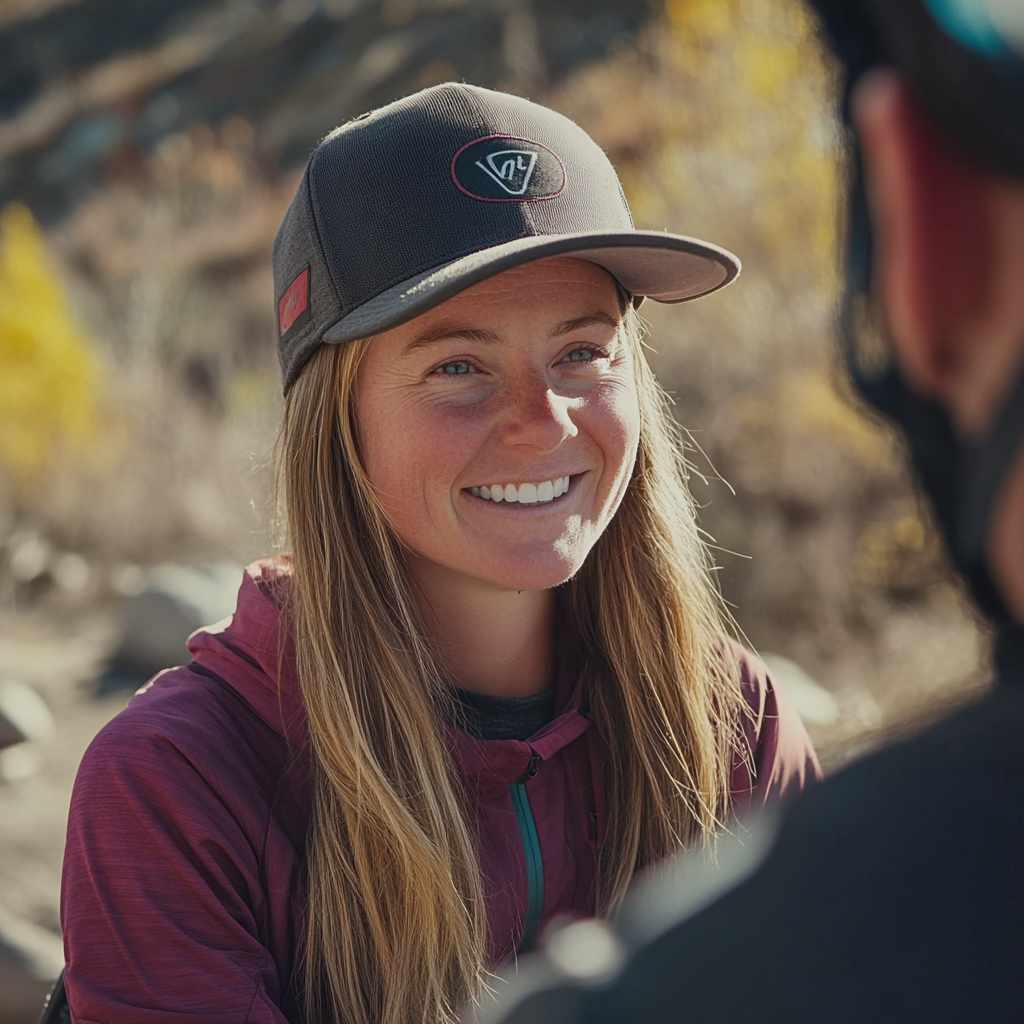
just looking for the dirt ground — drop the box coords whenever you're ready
[0,604,121,1023]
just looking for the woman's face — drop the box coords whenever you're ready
[354,257,640,593]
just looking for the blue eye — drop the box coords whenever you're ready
[440,361,472,375]
[567,348,595,362]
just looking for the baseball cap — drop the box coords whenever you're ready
[273,82,741,391]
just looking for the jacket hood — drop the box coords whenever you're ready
[186,557,306,749]
[186,558,594,782]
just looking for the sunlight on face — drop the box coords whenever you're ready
[354,257,641,594]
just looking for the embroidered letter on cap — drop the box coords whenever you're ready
[451,136,565,202]
[278,266,311,338]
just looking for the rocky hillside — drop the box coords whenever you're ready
[0,0,650,223]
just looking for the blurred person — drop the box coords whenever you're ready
[56,84,817,1024]
[485,2,1024,1022]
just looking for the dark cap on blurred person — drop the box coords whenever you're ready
[272,81,741,392]
[810,0,1024,175]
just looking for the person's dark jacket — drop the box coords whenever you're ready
[498,631,1024,1024]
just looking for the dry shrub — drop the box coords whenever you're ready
[1,122,290,569]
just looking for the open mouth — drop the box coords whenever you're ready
[465,475,572,506]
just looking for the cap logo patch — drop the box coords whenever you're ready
[278,266,310,338]
[451,135,565,202]
[477,150,537,194]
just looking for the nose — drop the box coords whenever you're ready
[496,371,578,453]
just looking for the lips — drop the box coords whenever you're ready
[466,476,571,505]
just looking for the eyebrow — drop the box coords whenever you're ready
[403,310,622,355]
[403,322,502,354]
[552,312,621,337]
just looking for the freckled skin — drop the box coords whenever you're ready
[354,257,641,595]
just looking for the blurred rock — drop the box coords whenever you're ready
[760,653,840,726]
[100,561,242,692]
[7,533,50,584]
[0,682,54,751]
[0,715,22,751]
[50,553,89,595]
[0,745,43,783]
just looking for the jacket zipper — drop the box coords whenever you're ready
[509,749,543,952]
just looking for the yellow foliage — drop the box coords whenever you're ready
[0,203,102,484]
[666,0,734,43]
[625,0,839,295]
[856,512,936,589]
[227,368,277,414]
[734,368,892,469]
[783,371,892,468]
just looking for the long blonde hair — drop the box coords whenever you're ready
[277,308,747,1024]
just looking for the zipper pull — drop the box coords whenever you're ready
[517,749,540,783]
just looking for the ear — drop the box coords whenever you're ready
[851,68,993,399]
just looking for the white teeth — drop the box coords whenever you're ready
[469,476,572,505]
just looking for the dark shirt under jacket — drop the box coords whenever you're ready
[454,686,556,742]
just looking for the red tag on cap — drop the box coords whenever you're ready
[279,267,310,335]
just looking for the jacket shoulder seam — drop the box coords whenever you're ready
[244,950,273,1023]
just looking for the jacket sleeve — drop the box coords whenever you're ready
[727,642,822,815]
[61,707,291,1024]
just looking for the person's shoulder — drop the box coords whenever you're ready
[719,638,822,804]
[749,681,1024,927]
[794,681,1024,835]
[80,662,291,809]
[574,686,1024,1024]
[79,555,301,810]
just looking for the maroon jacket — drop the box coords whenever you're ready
[61,559,818,1023]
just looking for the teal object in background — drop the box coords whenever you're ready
[924,0,1019,57]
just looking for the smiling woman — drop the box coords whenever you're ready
[59,84,819,1024]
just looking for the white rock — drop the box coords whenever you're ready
[53,552,89,593]
[0,744,42,781]
[0,682,55,748]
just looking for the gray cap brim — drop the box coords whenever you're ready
[321,230,740,346]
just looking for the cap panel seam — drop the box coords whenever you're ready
[304,148,346,329]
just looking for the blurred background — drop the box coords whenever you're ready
[0,0,989,1018]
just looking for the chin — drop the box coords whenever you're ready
[475,547,588,592]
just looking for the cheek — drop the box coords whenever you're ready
[357,399,403,497]
[353,383,428,528]
[593,383,641,487]
[356,391,482,525]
